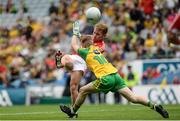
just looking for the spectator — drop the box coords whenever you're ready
[6,0,17,13]
[49,2,59,15]
[142,67,152,84]
[173,76,180,85]
[44,50,56,83]
[0,3,3,14]
[9,66,20,84]
[151,67,161,78]
[165,0,177,10]
[21,0,28,13]
[0,60,8,87]
[125,65,139,89]
[130,2,144,22]
[140,0,155,15]
[145,33,155,48]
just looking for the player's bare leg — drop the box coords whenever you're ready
[73,82,98,112]
[70,71,83,104]
[60,82,97,118]
[119,87,169,118]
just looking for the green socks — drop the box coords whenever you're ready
[73,104,80,113]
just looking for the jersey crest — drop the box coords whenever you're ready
[93,49,100,54]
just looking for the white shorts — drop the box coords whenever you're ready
[69,55,87,72]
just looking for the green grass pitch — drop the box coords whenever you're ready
[0,104,180,120]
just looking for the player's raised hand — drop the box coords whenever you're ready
[73,21,81,37]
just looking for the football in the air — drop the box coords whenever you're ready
[85,7,101,25]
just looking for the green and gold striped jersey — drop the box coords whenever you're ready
[78,45,117,78]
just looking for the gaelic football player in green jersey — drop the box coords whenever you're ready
[60,22,169,119]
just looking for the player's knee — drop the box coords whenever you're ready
[70,83,78,93]
[79,87,89,96]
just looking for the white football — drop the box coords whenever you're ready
[85,7,101,25]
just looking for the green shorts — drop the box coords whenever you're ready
[92,73,126,93]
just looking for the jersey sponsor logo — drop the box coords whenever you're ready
[148,88,178,104]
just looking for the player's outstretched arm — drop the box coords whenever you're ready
[73,21,81,37]
[71,21,81,52]
[71,35,80,52]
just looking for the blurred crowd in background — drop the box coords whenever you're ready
[0,0,180,89]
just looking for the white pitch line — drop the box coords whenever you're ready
[0,111,59,116]
[0,109,143,116]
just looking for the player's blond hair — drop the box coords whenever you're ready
[95,23,108,35]
[80,35,93,48]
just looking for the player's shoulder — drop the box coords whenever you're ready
[90,45,99,49]
[78,47,89,50]
[78,47,90,55]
